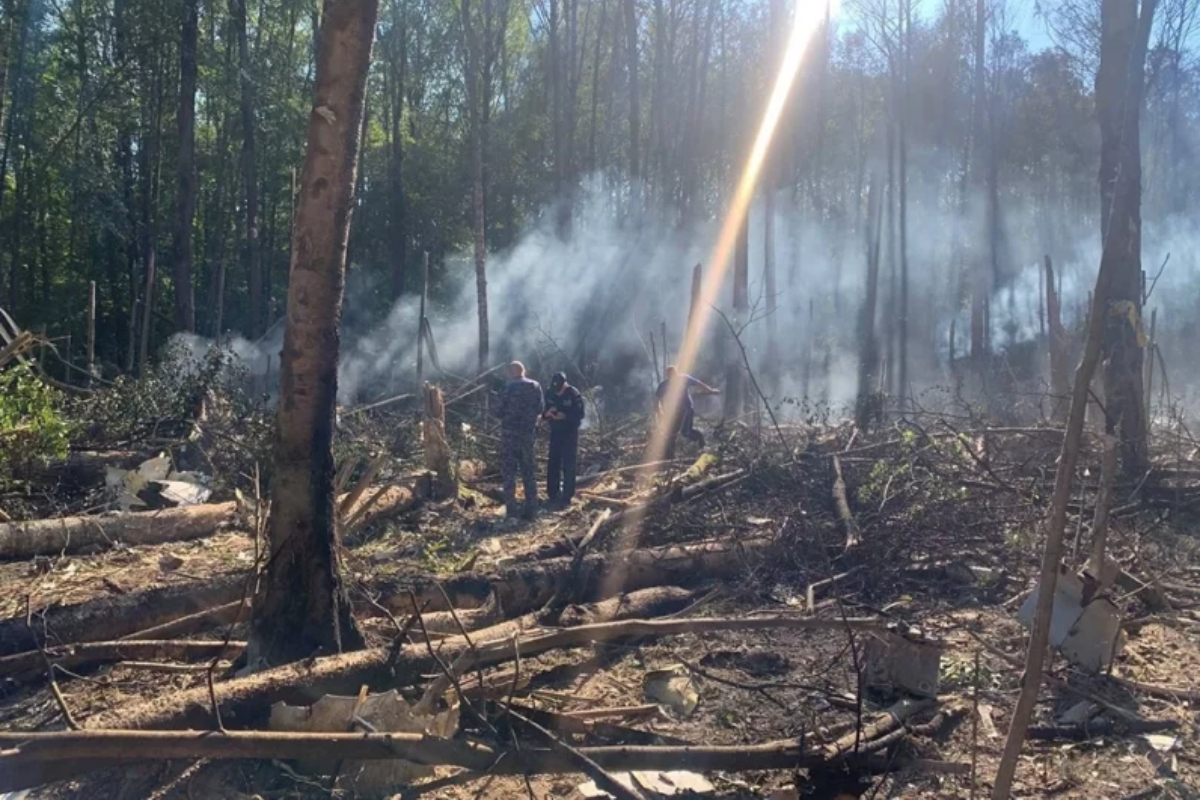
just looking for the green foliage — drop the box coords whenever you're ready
[0,365,72,475]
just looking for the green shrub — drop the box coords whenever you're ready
[0,364,72,475]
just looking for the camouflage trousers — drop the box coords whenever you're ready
[501,432,538,518]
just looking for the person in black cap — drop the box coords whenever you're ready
[542,371,584,507]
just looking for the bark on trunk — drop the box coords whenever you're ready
[249,0,380,666]
[0,502,238,560]
[1096,0,1154,478]
[171,0,198,333]
[233,0,262,337]
[462,0,489,373]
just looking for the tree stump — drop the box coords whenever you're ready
[423,383,457,500]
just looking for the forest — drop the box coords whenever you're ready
[2,0,1200,798]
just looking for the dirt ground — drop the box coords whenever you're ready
[3,411,1200,799]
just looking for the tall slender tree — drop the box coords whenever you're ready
[172,0,199,332]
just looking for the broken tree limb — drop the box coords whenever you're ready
[538,469,749,559]
[508,709,648,800]
[83,613,884,733]
[0,639,244,681]
[0,501,239,560]
[120,599,248,641]
[0,729,969,793]
[340,392,416,417]
[336,453,388,521]
[1083,433,1120,602]
[823,697,936,759]
[832,456,861,549]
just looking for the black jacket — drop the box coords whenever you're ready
[544,385,584,431]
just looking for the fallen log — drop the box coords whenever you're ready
[0,639,244,680]
[0,501,239,560]
[84,613,883,733]
[0,575,245,656]
[0,538,768,661]
[380,536,774,618]
[0,729,969,793]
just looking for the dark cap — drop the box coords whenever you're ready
[551,372,567,388]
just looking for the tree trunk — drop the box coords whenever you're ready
[1044,255,1069,421]
[897,0,910,404]
[1096,0,1154,478]
[171,0,199,333]
[388,12,406,300]
[623,0,639,186]
[969,0,987,363]
[462,0,489,373]
[233,0,263,338]
[723,209,748,419]
[248,0,380,667]
[856,175,882,429]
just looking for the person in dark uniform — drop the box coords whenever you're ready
[655,365,720,458]
[542,371,584,507]
[497,361,544,520]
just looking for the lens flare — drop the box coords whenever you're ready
[602,0,839,597]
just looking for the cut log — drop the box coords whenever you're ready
[0,639,244,680]
[0,575,245,656]
[0,729,968,793]
[83,612,882,733]
[0,502,239,560]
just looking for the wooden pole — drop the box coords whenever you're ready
[417,251,428,386]
[87,281,97,385]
